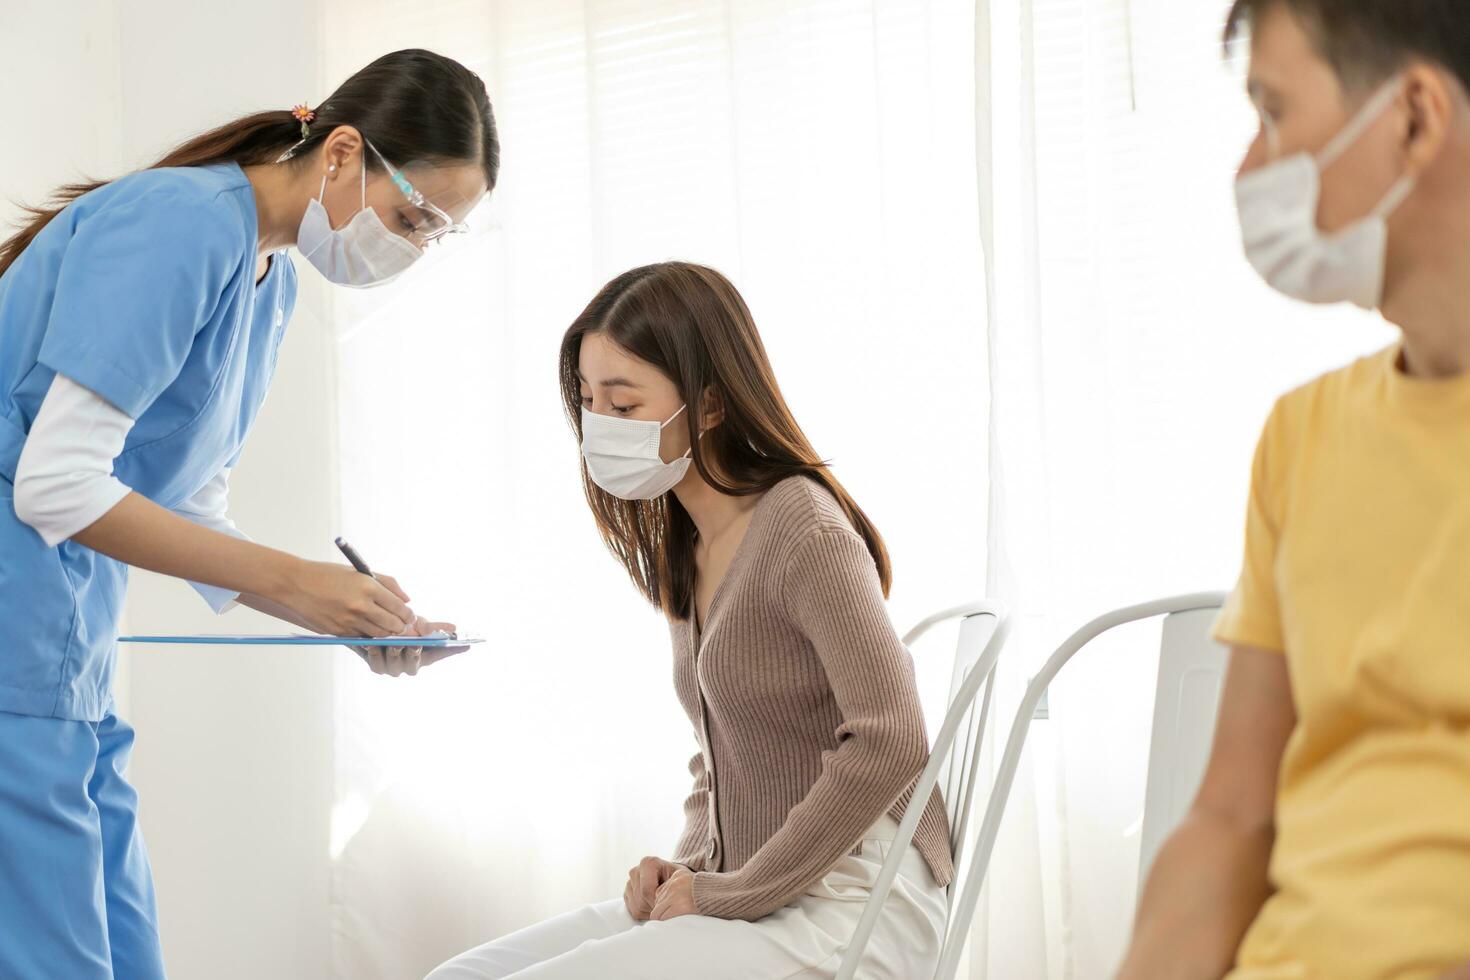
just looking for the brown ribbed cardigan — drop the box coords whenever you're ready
[669,475,954,921]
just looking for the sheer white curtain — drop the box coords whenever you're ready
[975,0,1391,976]
[317,2,1392,976]
[320,3,984,977]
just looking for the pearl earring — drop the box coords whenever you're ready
[329,165,337,173]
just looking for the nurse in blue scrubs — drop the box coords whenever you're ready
[0,49,497,979]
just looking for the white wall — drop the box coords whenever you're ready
[0,0,127,689]
[114,3,341,978]
[4,3,341,977]
[0,1,123,208]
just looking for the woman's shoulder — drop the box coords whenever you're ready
[753,476,882,617]
[759,473,863,550]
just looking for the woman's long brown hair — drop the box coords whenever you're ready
[559,261,892,619]
[0,49,499,280]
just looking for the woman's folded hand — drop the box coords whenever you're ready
[623,857,688,921]
[651,867,696,921]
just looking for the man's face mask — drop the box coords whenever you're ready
[1235,76,1414,310]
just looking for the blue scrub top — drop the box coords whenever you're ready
[0,162,297,721]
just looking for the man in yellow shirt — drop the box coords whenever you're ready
[1118,2,1470,979]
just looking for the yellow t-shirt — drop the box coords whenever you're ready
[1216,345,1470,980]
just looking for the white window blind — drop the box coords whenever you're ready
[320,4,984,977]
[978,0,1392,975]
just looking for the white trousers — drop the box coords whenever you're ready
[426,816,947,980]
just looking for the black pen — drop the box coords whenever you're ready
[334,536,374,577]
[333,538,458,641]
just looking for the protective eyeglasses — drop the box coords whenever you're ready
[363,138,471,248]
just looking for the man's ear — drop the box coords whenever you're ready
[700,386,725,432]
[1401,63,1453,177]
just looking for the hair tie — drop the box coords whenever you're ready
[291,104,316,140]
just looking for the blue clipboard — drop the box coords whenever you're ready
[118,633,483,648]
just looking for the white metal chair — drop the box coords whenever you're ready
[932,592,1229,980]
[1136,604,1230,891]
[836,600,1011,980]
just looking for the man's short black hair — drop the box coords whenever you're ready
[1225,0,1470,95]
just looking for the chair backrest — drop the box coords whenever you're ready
[931,592,1228,980]
[933,609,1004,909]
[1136,607,1229,891]
[835,601,1009,980]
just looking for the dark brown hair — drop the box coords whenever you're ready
[1225,0,1470,93]
[0,48,499,279]
[559,261,893,619]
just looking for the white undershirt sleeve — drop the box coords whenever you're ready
[14,374,248,614]
[171,467,250,613]
[13,374,134,548]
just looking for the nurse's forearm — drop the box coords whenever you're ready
[237,592,320,631]
[72,491,415,637]
[72,491,298,599]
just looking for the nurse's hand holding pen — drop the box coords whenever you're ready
[333,537,472,676]
[286,560,417,635]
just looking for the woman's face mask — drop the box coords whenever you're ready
[581,404,693,500]
[296,142,424,288]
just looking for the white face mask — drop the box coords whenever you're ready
[581,404,693,501]
[296,159,422,288]
[1235,76,1414,310]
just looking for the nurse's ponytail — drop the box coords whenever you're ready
[0,48,499,280]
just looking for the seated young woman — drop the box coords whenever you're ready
[428,261,953,979]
